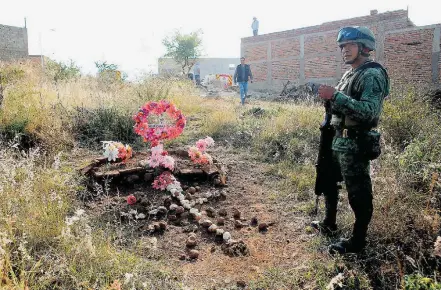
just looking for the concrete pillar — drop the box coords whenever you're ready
[299,35,305,84]
[432,26,440,84]
[267,41,272,86]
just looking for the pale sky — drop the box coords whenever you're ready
[1,0,440,79]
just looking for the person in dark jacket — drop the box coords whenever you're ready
[233,57,253,105]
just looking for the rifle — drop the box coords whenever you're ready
[306,82,336,215]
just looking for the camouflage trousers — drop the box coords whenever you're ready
[323,150,373,246]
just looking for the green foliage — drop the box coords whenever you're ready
[0,64,25,87]
[404,274,441,290]
[162,29,203,74]
[71,106,142,149]
[45,59,81,83]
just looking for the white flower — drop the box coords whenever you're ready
[326,273,345,290]
[103,143,119,161]
[162,155,175,170]
[151,144,164,155]
[204,136,215,146]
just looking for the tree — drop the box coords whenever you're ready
[162,29,203,75]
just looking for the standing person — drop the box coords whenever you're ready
[193,62,201,85]
[233,57,253,106]
[251,17,259,36]
[311,26,390,255]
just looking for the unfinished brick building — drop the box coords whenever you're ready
[240,9,441,90]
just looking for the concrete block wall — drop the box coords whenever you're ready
[0,24,28,61]
[241,10,441,90]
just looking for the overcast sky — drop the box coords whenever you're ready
[1,0,440,79]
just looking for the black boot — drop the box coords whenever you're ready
[329,238,365,255]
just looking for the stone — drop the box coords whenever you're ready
[201,220,213,228]
[176,206,185,215]
[135,213,146,220]
[157,206,168,215]
[186,236,197,248]
[188,249,199,259]
[169,203,179,211]
[223,232,231,242]
[218,208,228,217]
[235,220,245,228]
[185,193,193,200]
[258,222,268,232]
[189,208,199,215]
[206,207,216,218]
[232,209,241,220]
[195,186,201,192]
[188,187,196,194]
[250,216,258,226]
[143,173,154,182]
[163,197,172,208]
[179,254,186,260]
[168,215,177,221]
[126,174,140,183]
[148,209,158,215]
[208,224,218,233]
[216,217,225,226]
[194,213,202,221]
[237,281,247,288]
[158,221,167,230]
[216,229,225,236]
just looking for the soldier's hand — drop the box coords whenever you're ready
[318,85,336,100]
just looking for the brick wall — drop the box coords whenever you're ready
[0,24,28,61]
[241,9,441,90]
[384,28,434,83]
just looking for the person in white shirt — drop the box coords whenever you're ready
[251,17,259,36]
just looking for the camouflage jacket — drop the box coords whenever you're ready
[330,61,390,153]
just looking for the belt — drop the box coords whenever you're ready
[335,128,362,139]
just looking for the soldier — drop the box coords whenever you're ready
[311,26,390,254]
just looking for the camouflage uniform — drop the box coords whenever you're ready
[324,61,390,249]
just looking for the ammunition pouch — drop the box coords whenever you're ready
[335,128,381,160]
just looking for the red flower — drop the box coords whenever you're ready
[127,195,137,205]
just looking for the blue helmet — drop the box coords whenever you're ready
[337,26,376,51]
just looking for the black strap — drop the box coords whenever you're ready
[345,61,389,100]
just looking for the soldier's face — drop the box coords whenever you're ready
[340,42,359,64]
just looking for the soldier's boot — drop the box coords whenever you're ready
[311,192,338,235]
[329,186,373,255]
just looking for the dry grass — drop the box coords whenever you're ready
[0,60,440,289]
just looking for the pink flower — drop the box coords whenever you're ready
[127,195,137,205]
[148,155,161,168]
[196,139,208,152]
[162,155,175,170]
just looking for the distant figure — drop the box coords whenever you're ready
[233,57,253,105]
[193,62,201,85]
[251,17,259,36]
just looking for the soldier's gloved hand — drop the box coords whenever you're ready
[318,85,336,100]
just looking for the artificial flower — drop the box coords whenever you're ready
[127,195,137,205]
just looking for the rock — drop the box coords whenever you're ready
[216,229,225,236]
[183,225,198,233]
[235,220,245,228]
[250,216,258,226]
[232,209,241,220]
[222,240,250,257]
[223,232,231,242]
[189,232,197,239]
[163,197,172,208]
[176,206,185,215]
[153,223,161,231]
[188,187,196,194]
[189,208,199,215]
[157,206,168,215]
[135,213,146,220]
[143,172,154,182]
[217,217,225,226]
[149,209,158,215]
[194,213,202,221]
[258,222,268,232]
[208,224,218,233]
[188,249,199,259]
[182,202,191,210]
[168,215,177,221]
[206,207,216,218]
[126,174,140,183]
[195,186,201,192]
[179,254,186,260]
[218,209,228,217]
[237,280,247,288]
[158,221,167,230]
[180,212,190,220]
[186,236,197,248]
[220,192,227,200]
[201,198,208,203]
[201,220,213,228]
[169,203,179,211]
[185,193,193,200]
[182,184,189,191]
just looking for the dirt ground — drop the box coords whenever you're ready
[80,145,316,289]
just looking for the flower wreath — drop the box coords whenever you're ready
[133,100,186,146]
